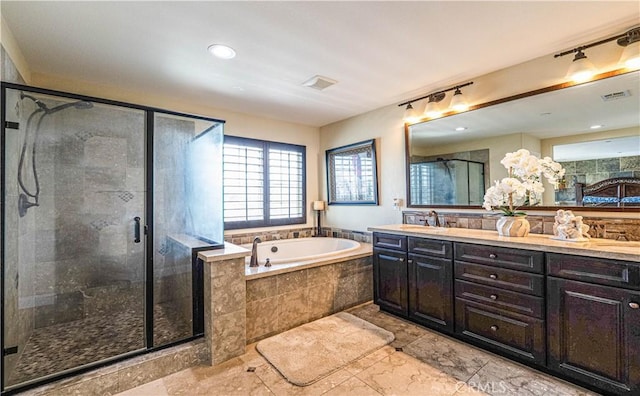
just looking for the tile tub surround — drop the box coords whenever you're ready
[246,255,373,344]
[369,224,640,262]
[404,210,640,242]
[198,243,251,365]
[225,226,372,245]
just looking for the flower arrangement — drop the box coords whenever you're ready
[483,149,565,216]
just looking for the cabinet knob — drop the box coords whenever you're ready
[490,294,498,300]
[490,325,499,332]
[630,302,640,309]
[407,259,413,264]
[489,274,498,280]
[489,253,497,259]
[398,258,405,262]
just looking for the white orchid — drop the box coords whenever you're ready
[484,150,565,216]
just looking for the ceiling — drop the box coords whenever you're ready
[2,1,639,127]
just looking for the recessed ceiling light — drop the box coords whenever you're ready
[208,44,236,59]
[455,127,467,131]
[590,124,603,129]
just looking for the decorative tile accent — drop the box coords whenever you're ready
[90,219,110,231]
[404,211,640,241]
[117,191,134,202]
[75,130,96,142]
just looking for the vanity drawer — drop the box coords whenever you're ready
[455,298,545,365]
[408,237,452,259]
[547,253,640,290]
[454,243,544,273]
[455,280,544,319]
[373,233,407,252]
[455,262,544,296]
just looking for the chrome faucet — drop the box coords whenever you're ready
[428,210,441,227]
[249,237,261,267]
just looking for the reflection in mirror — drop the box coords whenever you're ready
[409,158,485,206]
[406,70,640,209]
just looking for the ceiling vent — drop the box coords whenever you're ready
[302,75,337,90]
[600,90,632,101]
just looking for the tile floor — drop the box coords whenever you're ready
[116,303,599,396]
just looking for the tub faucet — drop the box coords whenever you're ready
[250,237,261,267]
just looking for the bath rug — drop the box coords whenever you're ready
[256,312,394,386]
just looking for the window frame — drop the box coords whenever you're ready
[223,135,306,230]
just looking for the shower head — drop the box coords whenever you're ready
[19,92,93,114]
[47,100,94,114]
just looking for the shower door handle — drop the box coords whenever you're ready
[134,216,141,243]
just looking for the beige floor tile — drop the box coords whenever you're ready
[468,358,597,396]
[161,358,272,396]
[116,378,168,396]
[322,376,383,396]
[255,363,353,396]
[356,351,465,396]
[402,333,492,382]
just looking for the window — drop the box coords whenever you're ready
[223,136,306,229]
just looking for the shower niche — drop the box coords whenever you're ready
[1,84,224,391]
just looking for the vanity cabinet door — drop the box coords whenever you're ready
[547,277,640,396]
[408,253,453,332]
[373,247,408,317]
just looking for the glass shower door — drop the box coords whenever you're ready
[2,88,147,388]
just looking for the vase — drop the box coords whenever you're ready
[496,216,530,237]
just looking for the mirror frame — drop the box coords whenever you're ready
[404,68,640,212]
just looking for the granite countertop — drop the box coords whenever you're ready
[368,224,640,262]
[198,243,251,262]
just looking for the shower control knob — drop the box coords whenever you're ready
[630,302,640,309]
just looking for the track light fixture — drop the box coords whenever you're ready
[398,81,473,123]
[554,26,640,83]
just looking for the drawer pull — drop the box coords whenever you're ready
[490,325,499,332]
[489,253,497,259]
[630,302,640,309]
[489,274,498,280]
[398,258,405,262]
[490,294,498,300]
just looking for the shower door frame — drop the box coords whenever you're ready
[0,82,224,394]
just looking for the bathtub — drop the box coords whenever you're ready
[243,237,369,279]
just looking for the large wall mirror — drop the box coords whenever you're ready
[406,70,640,210]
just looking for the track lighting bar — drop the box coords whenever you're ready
[554,26,640,58]
[398,81,473,107]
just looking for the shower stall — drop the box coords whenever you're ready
[1,84,224,392]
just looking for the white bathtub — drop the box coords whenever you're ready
[244,237,360,265]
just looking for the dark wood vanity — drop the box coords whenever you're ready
[371,229,640,396]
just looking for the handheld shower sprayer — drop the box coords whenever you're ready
[17,92,94,217]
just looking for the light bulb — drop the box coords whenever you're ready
[567,50,596,83]
[619,39,640,69]
[424,98,442,118]
[449,88,469,111]
[403,103,420,123]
